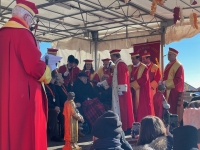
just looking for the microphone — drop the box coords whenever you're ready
[45,55,49,65]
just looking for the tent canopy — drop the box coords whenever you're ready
[1,0,200,46]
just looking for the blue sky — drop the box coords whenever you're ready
[40,34,200,88]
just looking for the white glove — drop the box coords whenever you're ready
[97,82,102,87]
[118,91,123,96]
[64,71,69,76]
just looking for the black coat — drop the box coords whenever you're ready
[45,83,60,109]
[55,84,68,108]
[73,78,97,104]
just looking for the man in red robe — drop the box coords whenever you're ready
[0,1,51,150]
[142,51,161,98]
[160,48,184,114]
[128,52,154,122]
[58,55,80,91]
[97,58,114,81]
[98,49,134,131]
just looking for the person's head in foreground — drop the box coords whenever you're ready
[137,116,166,146]
[168,48,178,62]
[78,72,88,84]
[91,111,133,150]
[12,0,38,28]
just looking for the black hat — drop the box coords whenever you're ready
[78,72,88,77]
[173,125,198,150]
[74,58,79,65]
[68,55,75,63]
[92,111,123,139]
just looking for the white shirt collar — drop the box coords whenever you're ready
[134,62,141,67]
[147,62,151,66]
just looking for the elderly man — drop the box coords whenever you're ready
[98,49,134,131]
[0,1,51,150]
[160,48,184,114]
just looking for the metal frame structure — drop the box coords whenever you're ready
[0,0,200,70]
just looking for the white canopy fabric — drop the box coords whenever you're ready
[1,0,200,43]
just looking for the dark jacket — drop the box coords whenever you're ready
[73,78,97,104]
[91,111,133,150]
[55,84,68,108]
[45,83,60,108]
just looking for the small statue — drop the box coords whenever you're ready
[62,92,84,150]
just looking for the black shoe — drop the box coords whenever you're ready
[50,136,64,142]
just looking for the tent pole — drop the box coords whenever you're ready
[94,38,98,71]
[161,33,164,74]
[91,31,99,71]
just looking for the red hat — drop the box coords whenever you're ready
[169,47,179,55]
[129,52,140,57]
[16,0,38,16]
[47,48,58,56]
[109,49,121,55]
[83,59,93,64]
[141,50,151,57]
[101,58,111,62]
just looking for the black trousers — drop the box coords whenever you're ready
[48,108,64,137]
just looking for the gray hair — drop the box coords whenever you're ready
[12,6,33,26]
[12,6,32,18]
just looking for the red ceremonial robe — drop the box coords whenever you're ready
[128,62,154,122]
[97,66,114,81]
[101,59,134,131]
[147,63,162,97]
[0,17,51,150]
[84,70,100,84]
[58,65,80,86]
[153,92,164,119]
[163,60,184,114]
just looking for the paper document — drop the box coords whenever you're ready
[41,54,62,65]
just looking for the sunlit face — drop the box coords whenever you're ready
[168,52,176,62]
[103,61,110,68]
[86,63,92,70]
[131,57,140,65]
[79,76,87,84]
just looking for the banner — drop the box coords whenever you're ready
[133,41,161,66]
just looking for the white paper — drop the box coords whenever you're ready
[41,54,62,65]
[48,64,57,71]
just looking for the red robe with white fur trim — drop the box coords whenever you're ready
[102,59,134,131]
